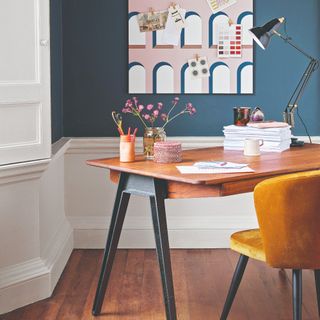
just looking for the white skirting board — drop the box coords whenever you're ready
[0,220,73,314]
[69,214,258,249]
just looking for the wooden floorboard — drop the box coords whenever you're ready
[1,249,319,320]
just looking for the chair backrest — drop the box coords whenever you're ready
[254,170,320,269]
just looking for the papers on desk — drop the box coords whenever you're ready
[194,161,248,169]
[177,162,254,174]
[223,125,292,152]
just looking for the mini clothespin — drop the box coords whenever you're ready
[195,54,200,61]
[170,2,177,9]
[228,18,234,26]
[149,7,155,15]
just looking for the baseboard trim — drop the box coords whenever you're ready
[69,215,258,249]
[0,218,73,314]
[73,229,247,249]
[42,218,74,292]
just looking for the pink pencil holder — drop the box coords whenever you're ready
[154,141,182,163]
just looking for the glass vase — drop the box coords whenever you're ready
[143,127,166,159]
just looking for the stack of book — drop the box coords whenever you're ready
[223,122,292,152]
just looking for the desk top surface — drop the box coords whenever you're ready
[87,144,320,185]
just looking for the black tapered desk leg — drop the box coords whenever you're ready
[292,269,302,320]
[315,270,320,316]
[92,173,130,316]
[150,179,177,320]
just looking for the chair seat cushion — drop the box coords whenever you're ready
[230,229,266,262]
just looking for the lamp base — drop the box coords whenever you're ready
[290,137,305,147]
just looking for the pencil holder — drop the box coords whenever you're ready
[120,135,135,162]
[154,141,182,163]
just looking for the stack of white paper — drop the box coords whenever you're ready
[176,161,254,174]
[223,125,292,152]
[176,166,254,174]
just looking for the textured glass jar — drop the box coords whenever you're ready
[143,127,166,159]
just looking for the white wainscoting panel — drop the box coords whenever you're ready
[0,139,72,314]
[66,136,320,249]
[65,137,258,249]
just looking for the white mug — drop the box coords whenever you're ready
[244,139,264,156]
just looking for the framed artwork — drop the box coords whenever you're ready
[128,0,254,94]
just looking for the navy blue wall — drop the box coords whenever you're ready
[61,0,320,137]
[51,0,63,142]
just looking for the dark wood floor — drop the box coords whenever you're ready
[1,249,319,320]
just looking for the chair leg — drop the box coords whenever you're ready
[314,270,320,317]
[292,269,302,320]
[220,255,249,320]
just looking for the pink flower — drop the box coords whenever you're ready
[157,102,163,110]
[122,108,132,114]
[146,104,154,111]
[138,104,144,112]
[143,114,150,120]
[174,97,180,101]
[161,113,168,121]
[185,103,196,115]
[153,110,159,118]
[125,101,133,108]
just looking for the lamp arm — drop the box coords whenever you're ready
[286,60,317,113]
[283,59,317,132]
[291,60,318,109]
[272,30,319,131]
[273,30,318,61]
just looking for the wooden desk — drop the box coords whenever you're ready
[87,145,320,319]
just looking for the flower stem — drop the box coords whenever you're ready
[167,101,178,120]
[163,110,187,129]
[133,110,148,129]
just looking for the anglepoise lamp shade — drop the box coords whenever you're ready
[249,17,285,49]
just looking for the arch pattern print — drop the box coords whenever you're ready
[181,12,202,48]
[128,1,254,94]
[129,62,146,94]
[209,62,231,94]
[209,12,229,47]
[128,12,146,48]
[237,11,253,45]
[153,62,174,94]
[153,30,175,48]
[237,62,254,94]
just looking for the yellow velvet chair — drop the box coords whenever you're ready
[220,170,320,320]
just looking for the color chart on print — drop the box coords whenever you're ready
[218,24,242,58]
[128,0,254,94]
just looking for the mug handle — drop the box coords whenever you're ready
[259,139,264,147]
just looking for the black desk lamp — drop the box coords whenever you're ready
[249,17,319,147]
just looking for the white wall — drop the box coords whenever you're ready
[65,137,259,249]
